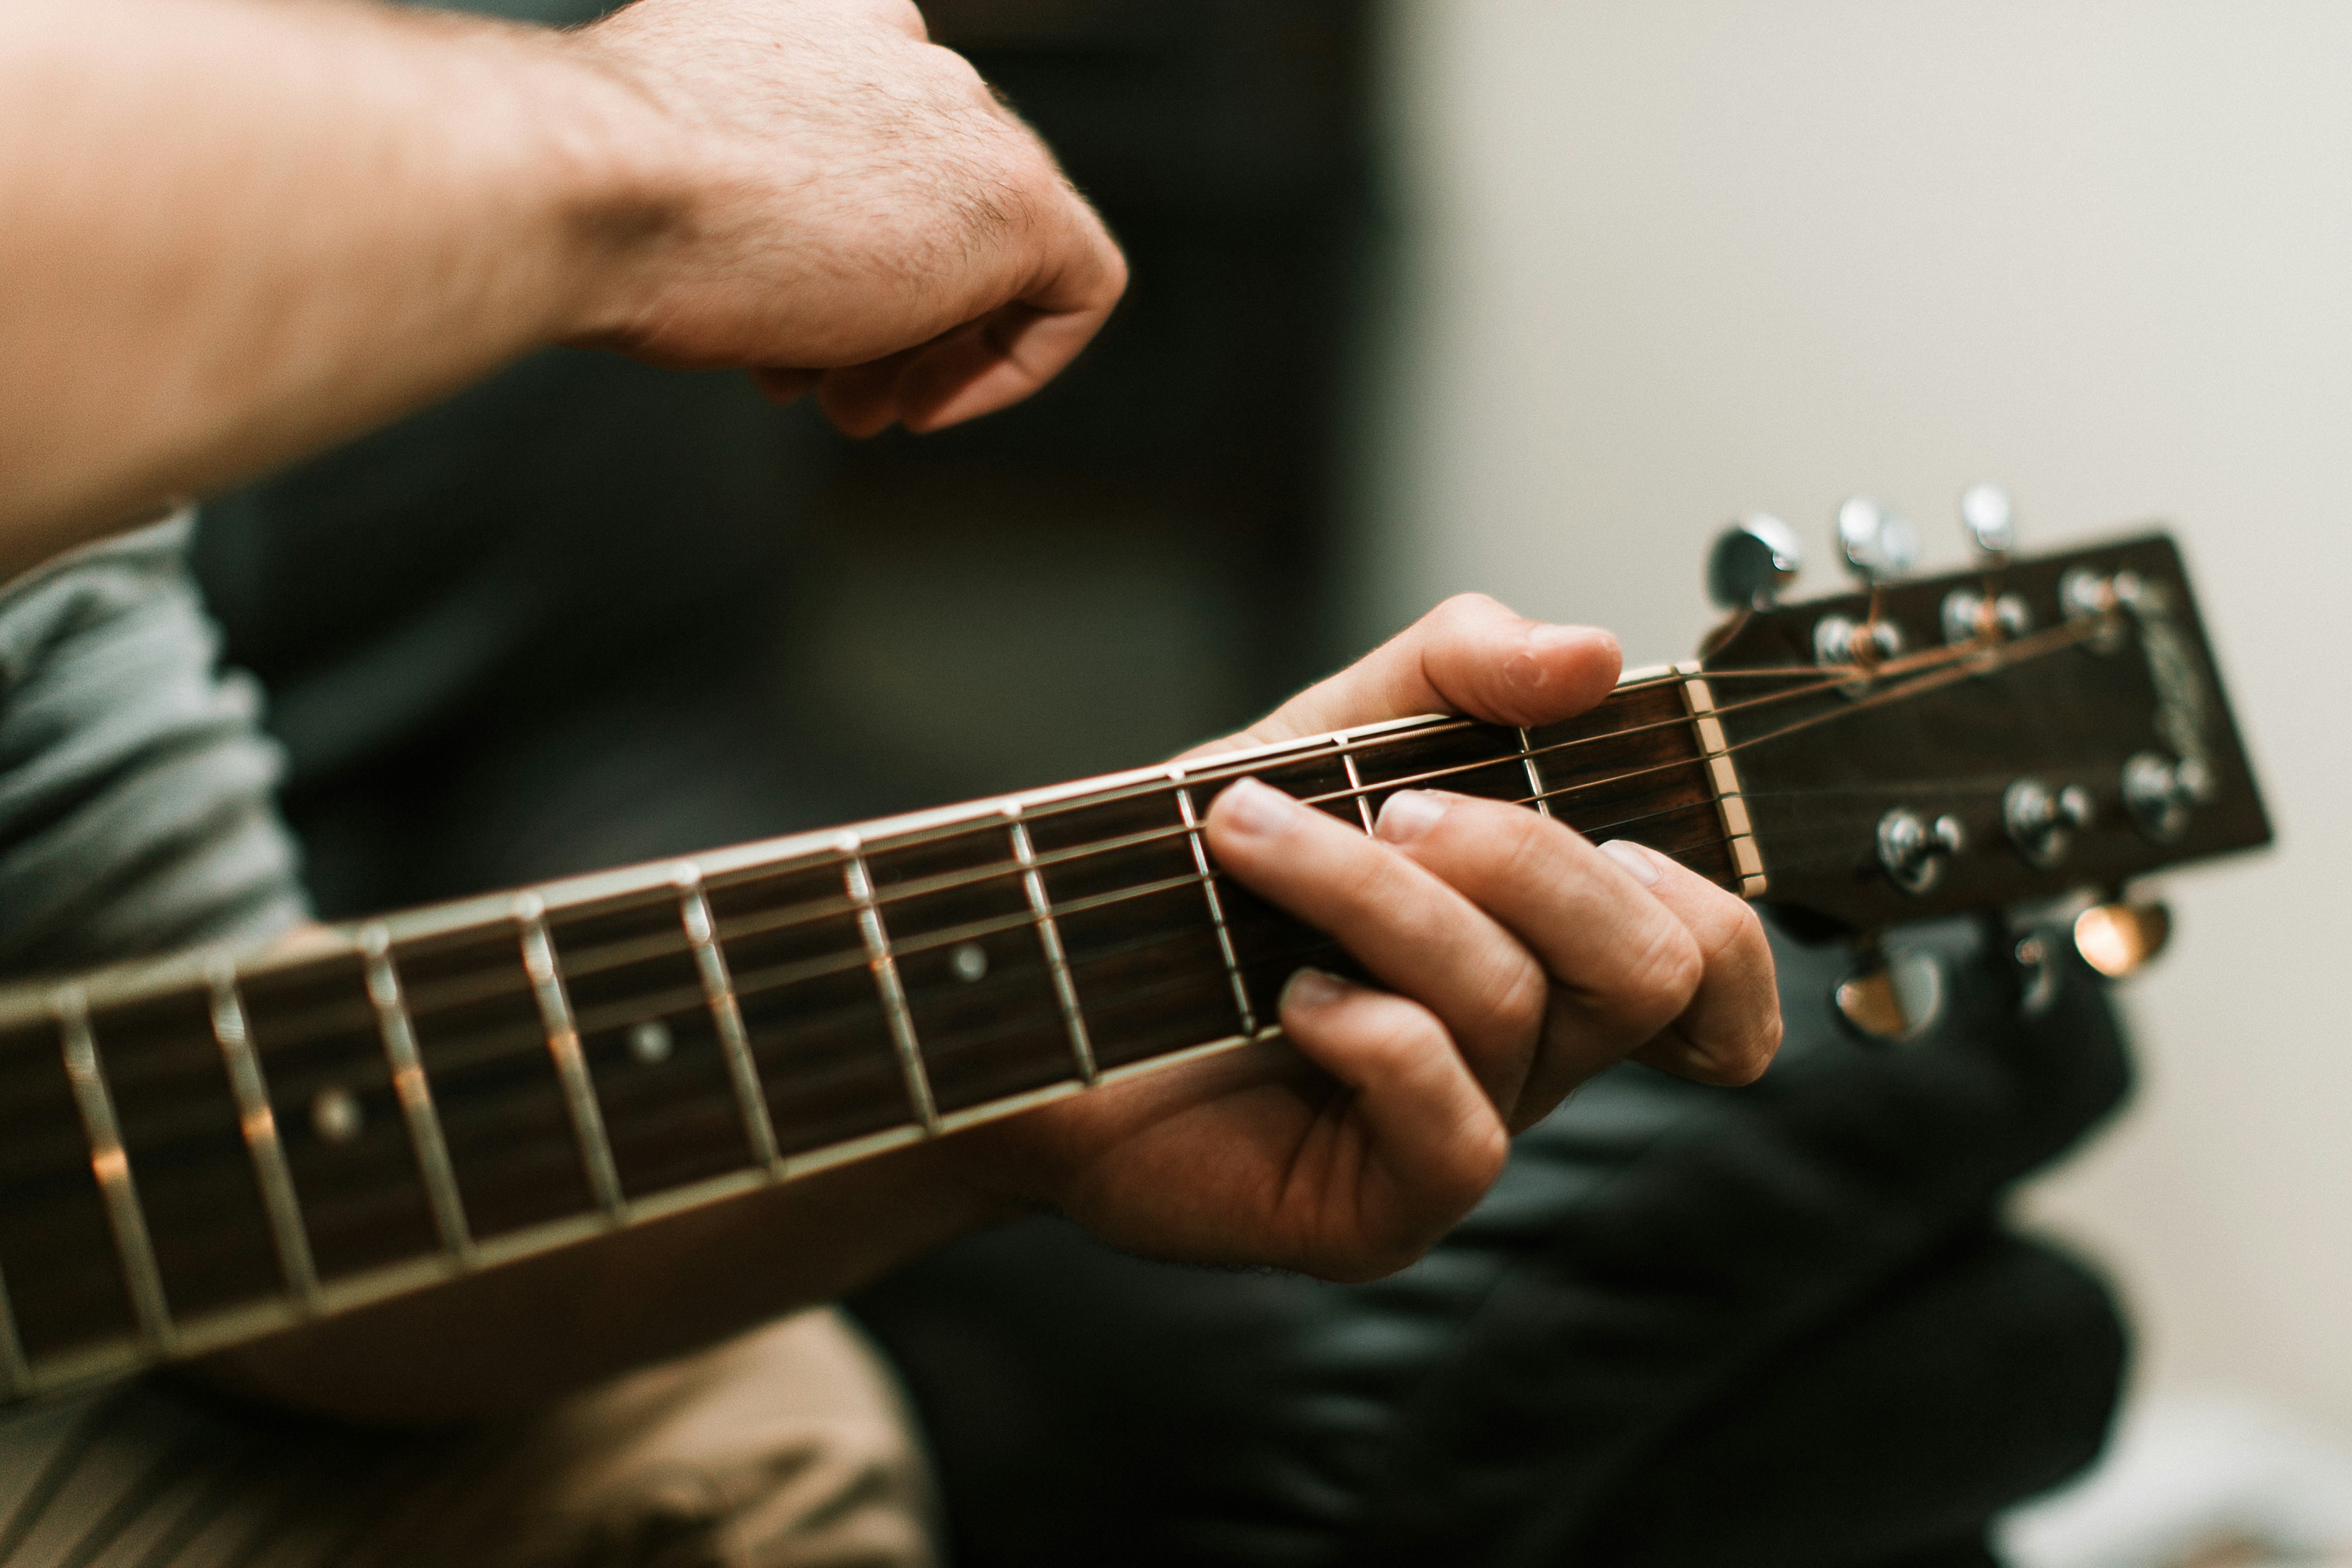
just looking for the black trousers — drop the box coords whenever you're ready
[855,915,2130,1567]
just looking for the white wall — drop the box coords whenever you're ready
[1364,1,2352,1429]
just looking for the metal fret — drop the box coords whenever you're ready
[1678,664,1769,897]
[360,924,473,1261]
[1518,726,1555,818]
[206,966,320,1310]
[1173,783,1256,1034]
[517,897,626,1220]
[843,846,939,1134]
[1337,737,1377,831]
[676,867,782,1172]
[55,987,174,1349]
[1005,811,1096,1084]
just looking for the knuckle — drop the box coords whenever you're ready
[1616,915,1703,1028]
[1483,952,1550,1044]
[1337,837,1410,909]
[1351,994,1437,1071]
[1706,894,1769,964]
[1417,592,1508,646]
[1431,590,1506,624]
[1452,1113,1511,1194]
[1681,995,1783,1088]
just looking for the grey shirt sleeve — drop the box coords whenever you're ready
[0,511,309,977]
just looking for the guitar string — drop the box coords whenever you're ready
[48,620,2092,1169]
[680,631,2010,947]
[752,620,2081,937]
[45,789,1987,1286]
[445,624,2060,989]
[382,617,2099,1031]
[17,608,2133,1333]
[684,656,1898,949]
[34,648,2108,1285]
[694,619,2094,981]
[357,617,2095,1028]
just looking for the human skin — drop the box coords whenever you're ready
[0,0,1124,579]
[0,0,1781,1420]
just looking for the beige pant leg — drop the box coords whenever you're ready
[360,1309,938,1568]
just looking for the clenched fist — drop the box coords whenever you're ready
[572,0,1127,435]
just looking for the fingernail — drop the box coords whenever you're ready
[1375,789,1450,843]
[1218,777,1296,838]
[1282,967,1352,1012]
[1600,839,1665,886]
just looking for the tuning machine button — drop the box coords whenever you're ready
[2073,900,2173,977]
[2002,778,2094,868]
[1707,513,1804,610]
[1814,612,1904,669]
[1876,807,1965,895]
[1959,482,2016,562]
[1940,588,2033,648]
[1837,495,1922,584]
[2122,751,2215,842]
[2060,567,2141,655]
[1834,946,1947,1045]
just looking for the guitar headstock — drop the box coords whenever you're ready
[1700,523,2269,935]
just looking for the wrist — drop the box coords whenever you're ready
[494,21,698,348]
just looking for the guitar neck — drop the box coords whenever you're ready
[0,666,1743,1399]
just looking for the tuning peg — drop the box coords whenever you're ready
[1959,482,2015,563]
[1707,513,1803,609]
[1836,495,1921,584]
[2072,899,2172,977]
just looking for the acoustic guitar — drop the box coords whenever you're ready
[0,499,2271,1406]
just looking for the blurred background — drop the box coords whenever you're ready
[1360,0,2352,1524]
[193,1,2352,1560]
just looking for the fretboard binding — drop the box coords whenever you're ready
[55,986,174,1351]
[678,870,783,1173]
[1174,784,1256,1035]
[844,849,938,1135]
[1008,813,1096,1085]
[518,899,627,1222]
[207,967,321,1310]
[362,926,474,1263]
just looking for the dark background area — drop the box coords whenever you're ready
[194,0,1387,920]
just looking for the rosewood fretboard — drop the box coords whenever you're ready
[0,670,1741,1399]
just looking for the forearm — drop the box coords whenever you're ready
[0,0,667,578]
[194,1133,1026,1425]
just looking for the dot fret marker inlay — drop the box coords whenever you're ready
[311,1087,362,1144]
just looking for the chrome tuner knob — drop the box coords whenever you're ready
[2122,751,2215,843]
[1707,513,1804,610]
[1959,482,2015,562]
[2074,900,2172,978]
[1837,495,1922,584]
[2002,777,2094,868]
[1834,946,1947,1045]
[1876,807,1965,895]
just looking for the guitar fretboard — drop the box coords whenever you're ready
[0,669,1742,1398]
